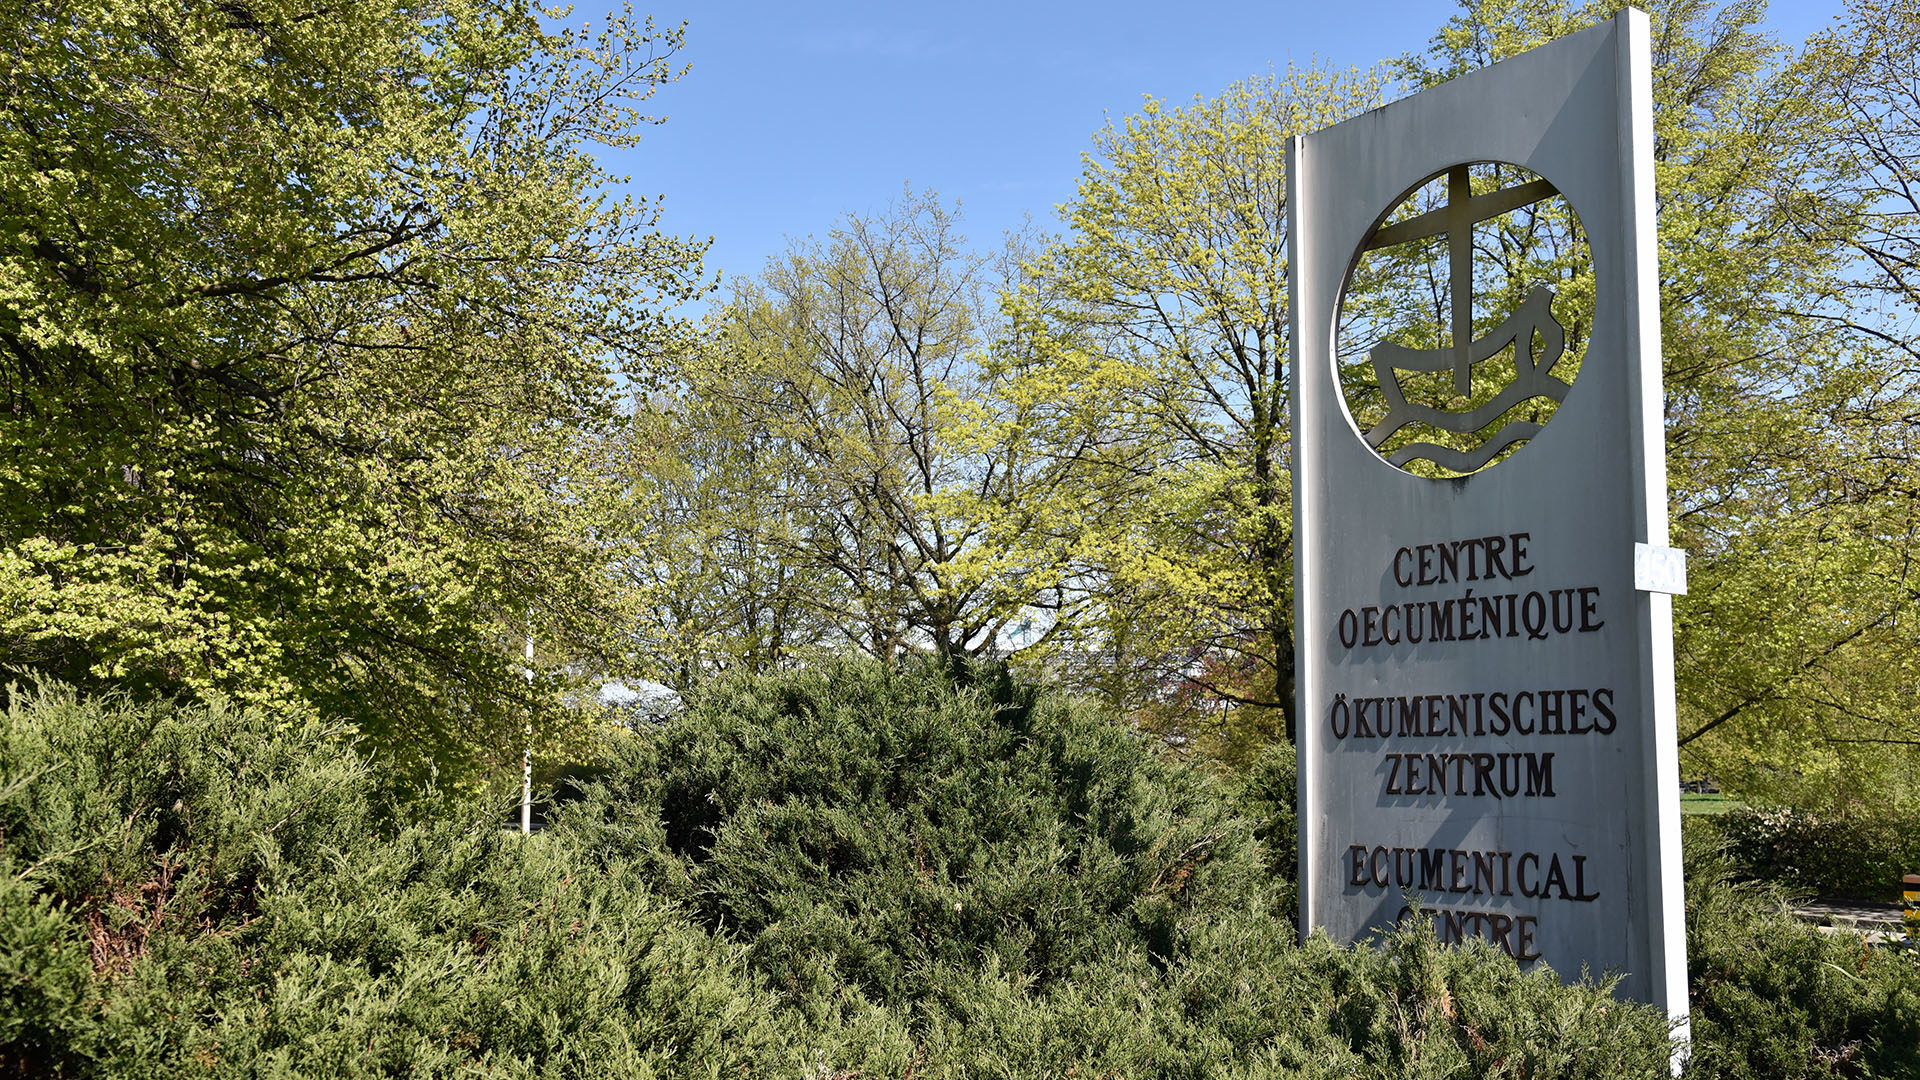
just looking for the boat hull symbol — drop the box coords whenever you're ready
[1364,285,1571,474]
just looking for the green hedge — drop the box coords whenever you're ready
[11,665,1908,1077]
[1714,804,1920,902]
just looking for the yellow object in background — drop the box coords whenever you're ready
[1904,874,1920,940]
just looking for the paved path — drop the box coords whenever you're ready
[1792,899,1909,944]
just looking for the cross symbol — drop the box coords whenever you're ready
[1362,165,1560,396]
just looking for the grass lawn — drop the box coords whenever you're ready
[1681,792,1738,815]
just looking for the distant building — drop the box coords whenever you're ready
[596,678,681,722]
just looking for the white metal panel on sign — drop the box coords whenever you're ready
[1287,9,1687,1034]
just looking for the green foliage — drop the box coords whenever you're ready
[555,661,1681,1076]
[1658,0,1920,819]
[0,683,776,1078]
[1684,834,1920,1079]
[1233,740,1300,886]
[791,915,1673,1080]
[0,0,706,780]
[37,669,1920,1078]
[1713,803,1920,902]
[556,657,1271,1007]
[1004,67,1392,743]
[622,193,1081,687]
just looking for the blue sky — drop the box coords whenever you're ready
[596,1,1844,296]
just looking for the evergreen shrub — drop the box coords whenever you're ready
[554,659,1675,1076]
[0,684,775,1079]
[1683,833,1920,1079]
[1233,740,1300,888]
[9,666,1851,1078]
[554,658,1273,1007]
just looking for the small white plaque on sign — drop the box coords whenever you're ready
[1634,543,1687,595]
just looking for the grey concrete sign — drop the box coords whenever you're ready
[1287,10,1688,1030]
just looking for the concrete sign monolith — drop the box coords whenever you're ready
[1287,9,1688,1031]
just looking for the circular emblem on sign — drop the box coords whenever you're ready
[1337,162,1593,477]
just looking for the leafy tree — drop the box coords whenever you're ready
[0,0,706,778]
[1003,68,1390,746]
[631,193,1086,675]
[1825,0,1920,331]
[615,363,840,692]
[1690,0,1920,803]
